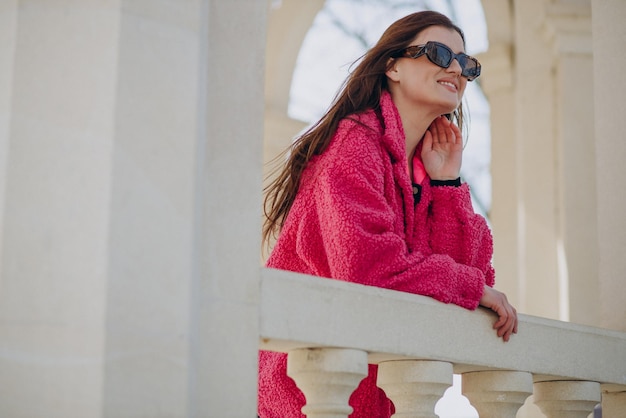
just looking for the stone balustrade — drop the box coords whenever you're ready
[259,268,626,417]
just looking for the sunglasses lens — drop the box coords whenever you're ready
[428,43,452,68]
[460,58,480,80]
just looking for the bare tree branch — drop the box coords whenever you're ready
[324,10,370,49]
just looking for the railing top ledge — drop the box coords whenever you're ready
[259,267,626,386]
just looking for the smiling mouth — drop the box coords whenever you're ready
[438,81,457,91]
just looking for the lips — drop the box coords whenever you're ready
[437,79,459,91]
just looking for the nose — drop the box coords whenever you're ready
[447,58,462,76]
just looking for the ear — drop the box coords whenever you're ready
[385,58,400,82]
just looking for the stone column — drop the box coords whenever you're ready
[0,1,267,417]
[512,0,561,320]
[0,2,120,416]
[188,1,266,417]
[287,348,368,418]
[534,380,601,418]
[591,0,626,333]
[102,2,202,415]
[462,370,533,417]
[477,42,520,308]
[0,1,16,245]
[376,360,453,418]
[543,1,600,327]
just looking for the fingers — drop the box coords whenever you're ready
[480,286,518,342]
[496,308,516,342]
[449,120,461,144]
[430,116,445,143]
[422,129,433,150]
[428,117,441,143]
[428,116,460,146]
[422,116,463,180]
[494,303,517,342]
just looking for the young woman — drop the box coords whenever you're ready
[259,10,518,418]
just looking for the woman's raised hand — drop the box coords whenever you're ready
[421,115,463,181]
[479,286,518,342]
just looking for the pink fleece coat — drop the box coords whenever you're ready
[258,91,495,418]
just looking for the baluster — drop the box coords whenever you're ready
[461,370,533,417]
[376,360,453,418]
[287,348,368,418]
[601,387,626,417]
[533,380,601,418]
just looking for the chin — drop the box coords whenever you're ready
[436,102,460,115]
[444,98,462,113]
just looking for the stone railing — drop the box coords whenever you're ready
[259,268,626,417]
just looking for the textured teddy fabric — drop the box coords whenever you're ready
[258,91,495,418]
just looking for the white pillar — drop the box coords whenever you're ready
[534,381,601,418]
[188,1,266,417]
[462,370,533,417]
[0,0,17,244]
[543,1,600,327]
[591,0,626,333]
[376,360,453,418]
[287,348,368,418]
[0,1,267,417]
[513,0,561,320]
[0,2,120,416]
[478,42,520,309]
[102,2,203,415]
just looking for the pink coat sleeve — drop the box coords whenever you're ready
[428,184,496,287]
[304,128,486,310]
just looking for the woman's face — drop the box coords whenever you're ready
[387,25,467,116]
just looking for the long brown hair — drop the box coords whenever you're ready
[263,11,466,248]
